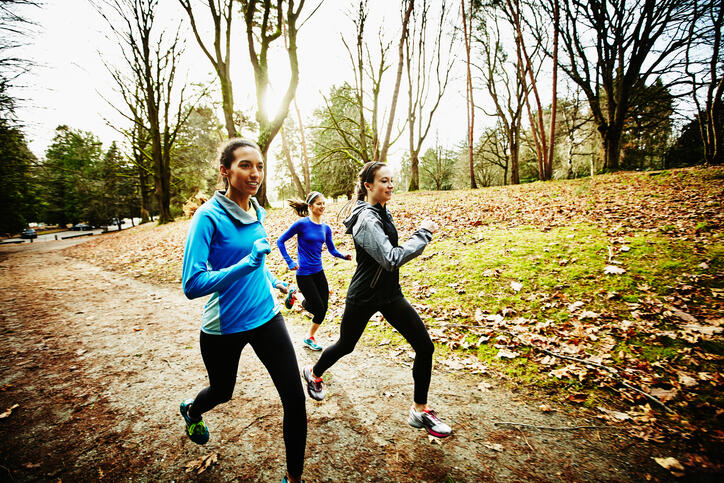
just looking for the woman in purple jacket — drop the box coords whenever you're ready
[277,192,352,351]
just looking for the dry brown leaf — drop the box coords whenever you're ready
[185,452,218,475]
[604,265,626,275]
[653,456,685,477]
[0,403,19,419]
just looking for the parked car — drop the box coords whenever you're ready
[21,228,37,239]
[72,223,92,231]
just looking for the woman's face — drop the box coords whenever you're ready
[365,165,394,205]
[309,196,326,218]
[222,146,264,198]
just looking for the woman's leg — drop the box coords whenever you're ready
[312,302,377,377]
[248,313,307,480]
[379,298,434,405]
[296,271,328,328]
[189,330,247,419]
[308,271,329,340]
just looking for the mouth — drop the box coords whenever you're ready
[246,182,259,189]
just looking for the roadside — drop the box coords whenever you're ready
[0,239,683,481]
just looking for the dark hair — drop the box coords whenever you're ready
[218,138,262,190]
[288,191,324,217]
[355,162,386,201]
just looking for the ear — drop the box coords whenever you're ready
[363,181,372,192]
[219,165,228,178]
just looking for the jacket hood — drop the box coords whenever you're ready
[213,191,265,224]
[343,200,372,234]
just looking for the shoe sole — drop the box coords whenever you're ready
[303,343,323,351]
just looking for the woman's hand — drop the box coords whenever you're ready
[289,261,299,270]
[276,281,290,294]
[344,254,353,260]
[249,237,271,267]
[420,219,438,234]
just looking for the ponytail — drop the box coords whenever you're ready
[288,191,324,217]
[288,199,309,217]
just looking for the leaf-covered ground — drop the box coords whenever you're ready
[64,167,724,476]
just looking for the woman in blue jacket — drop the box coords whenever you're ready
[180,139,306,483]
[277,192,352,351]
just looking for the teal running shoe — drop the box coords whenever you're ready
[180,398,209,444]
[303,336,323,351]
[284,287,298,309]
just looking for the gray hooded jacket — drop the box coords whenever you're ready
[342,200,432,305]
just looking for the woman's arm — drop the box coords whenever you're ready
[275,221,301,270]
[324,225,350,260]
[352,210,432,271]
[182,214,270,299]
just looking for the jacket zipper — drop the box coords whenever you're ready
[370,266,383,288]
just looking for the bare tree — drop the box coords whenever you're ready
[405,0,454,191]
[96,0,191,224]
[685,0,723,165]
[326,0,411,169]
[501,0,558,181]
[178,0,237,137]
[548,0,696,171]
[241,0,319,207]
[379,0,414,163]
[473,6,525,184]
[461,0,477,188]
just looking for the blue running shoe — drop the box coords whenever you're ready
[180,398,209,444]
[303,336,323,351]
[284,287,298,309]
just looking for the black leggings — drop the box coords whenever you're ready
[312,297,434,404]
[189,313,306,479]
[296,270,329,325]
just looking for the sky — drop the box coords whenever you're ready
[12,0,473,181]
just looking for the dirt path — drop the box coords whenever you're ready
[0,240,671,482]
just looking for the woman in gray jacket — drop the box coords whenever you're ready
[302,161,451,438]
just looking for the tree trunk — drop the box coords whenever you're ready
[220,77,237,138]
[409,150,419,191]
[462,0,477,189]
[510,138,520,184]
[379,0,414,163]
[280,124,306,198]
[293,99,311,191]
[603,129,622,171]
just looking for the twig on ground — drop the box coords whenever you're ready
[494,421,612,431]
[0,464,15,482]
[536,347,673,413]
[517,427,534,451]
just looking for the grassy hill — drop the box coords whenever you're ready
[64,167,723,464]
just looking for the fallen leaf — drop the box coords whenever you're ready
[566,393,587,404]
[496,348,519,359]
[483,442,504,452]
[650,387,678,402]
[477,381,493,391]
[185,452,218,475]
[579,310,599,319]
[378,338,391,346]
[567,301,585,312]
[653,457,685,477]
[539,404,553,413]
[668,307,697,323]
[428,434,443,445]
[0,403,19,419]
[604,265,626,275]
[510,281,523,292]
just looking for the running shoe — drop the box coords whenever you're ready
[180,398,210,444]
[303,336,323,351]
[407,407,452,438]
[284,288,298,309]
[302,366,325,401]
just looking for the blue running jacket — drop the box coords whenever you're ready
[182,191,280,335]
